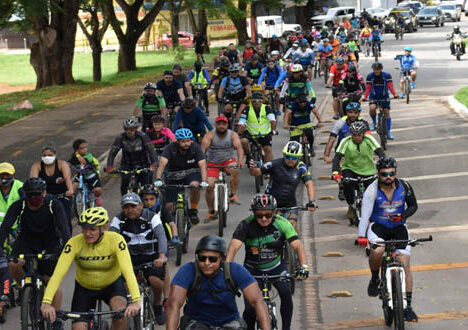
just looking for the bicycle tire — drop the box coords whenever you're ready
[378,112,388,150]
[99,320,110,330]
[182,221,190,254]
[270,304,279,330]
[285,243,296,295]
[175,209,184,266]
[323,64,329,85]
[218,185,226,237]
[21,286,36,330]
[253,149,263,193]
[405,79,410,104]
[74,189,85,218]
[391,271,405,330]
[302,140,311,167]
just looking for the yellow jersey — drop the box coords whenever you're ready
[43,231,140,304]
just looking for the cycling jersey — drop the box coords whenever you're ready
[333,135,383,176]
[220,76,248,100]
[364,72,397,100]
[187,69,211,88]
[107,131,157,169]
[146,127,175,152]
[395,54,419,71]
[329,64,348,86]
[232,214,298,270]
[172,106,213,135]
[261,159,311,206]
[360,28,371,37]
[0,179,23,223]
[369,30,382,42]
[242,47,256,61]
[161,142,205,180]
[330,39,340,54]
[286,75,315,98]
[359,179,418,237]
[244,61,263,80]
[226,49,240,64]
[330,116,369,145]
[211,67,230,82]
[283,47,299,60]
[339,72,365,94]
[135,95,165,113]
[292,48,315,66]
[238,104,275,136]
[318,44,333,58]
[287,100,315,127]
[156,79,183,104]
[258,65,282,87]
[347,40,359,52]
[42,231,140,304]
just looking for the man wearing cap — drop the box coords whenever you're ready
[109,192,168,325]
[201,116,245,221]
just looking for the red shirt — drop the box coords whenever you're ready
[329,64,348,86]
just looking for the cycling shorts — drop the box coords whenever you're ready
[70,276,127,324]
[369,99,391,110]
[241,132,272,147]
[11,240,59,277]
[131,254,166,281]
[399,70,415,79]
[207,158,238,178]
[367,222,411,255]
[164,172,202,203]
[332,86,341,98]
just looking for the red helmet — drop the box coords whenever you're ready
[290,35,298,41]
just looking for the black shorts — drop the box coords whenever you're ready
[242,131,272,147]
[132,254,166,281]
[368,222,410,254]
[70,276,127,323]
[11,240,59,277]
[332,86,341,98]
[164,172,202,203]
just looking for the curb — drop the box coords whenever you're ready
[448,95,468,120]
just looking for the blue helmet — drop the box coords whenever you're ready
[346,102,362,112]
[175,128,193,140]
[272,34,277,39]
[404,46,413,52]
[336,57,345,65]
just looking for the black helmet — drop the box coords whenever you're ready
[251,92,264,101]
[194,61,203,70]
[151,114,166,123]
[296,94,308,103]
[183,98,196,108]
[250,194,277,211]
[195,235,227,256]
[347,63,357,73]
[139,184,160,197]
[123,117,140,129]
[372,62,383,70]
[376,157,397,171]
[349,121,367,134]
[23,177,46,192]
[250,54,259,61]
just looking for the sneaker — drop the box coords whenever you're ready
[346,205,356,220]
[370,122,376,131]
[367,278,380,297]
[333,114,340,120]
[411,82,416,89]
[188,208,200,225]
[154,305,167,325]
[229,194,241,205]
[399,92,405,98]
[204,211,218,223]
[404,307,418,322]
[338,186,345,201]
[387,133,395,140]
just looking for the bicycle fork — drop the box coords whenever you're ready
[385,267,407,309]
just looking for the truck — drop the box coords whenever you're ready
[247,16,302,43]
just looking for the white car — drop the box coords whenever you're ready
[438,2,462,21]
[366,8,390,19]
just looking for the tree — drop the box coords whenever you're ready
[103,0,165,72]
[78,0,109,81]
[168,0,185,49]
[0,0,15,27]
[222,0,249,45]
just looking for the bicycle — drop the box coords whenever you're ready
[372,41,381,62]
[55,303,125,329]
[265,86,278,115]
[361,37,371,57]
[194,83,208,115]
[312,56,321,79]
[253,271,295,330]
[342,175,377,226]
[365,99,390,150]
[72,165,96,218]
[288,126,317,167]
[132,261,157,330]
[322,57,334,85]
[165,102,177,130]
[109,168,152,194]
[399,68,412,105]
[207,165,239,237]
[394,23,404,40]
[249,135,266,193]
[9,252,58,330]
[367,236,433,330]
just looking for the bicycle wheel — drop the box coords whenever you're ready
[405,79,410,104]
[323,64,329,85]
[253,150,263,193]
[270,304,279,330]
[134,292,155,330]
[285,243,296,295]
[182,220,190,254]
[175,209,184,266]
[218,185,226,237]
[302,140,311,167]
[382,282,394,327]
[391,271,405,330]
[374,47,379,62]
[378,112,388,150]
[74,189,85,218]
[21,286,38,330]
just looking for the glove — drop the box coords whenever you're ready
[150,164,157,171]
[171,236,180,245]
[306,200,317,209]
[200,181,209,188]
[154,179,163,188]
[297,265,309,278]
[357,237,369,247]
[333,173,342,181]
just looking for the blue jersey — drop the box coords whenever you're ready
[395,54,418,71]
[369,30,382,42]
[370,181,407,229]
[366,72,393,99]
[287,101,315,126]
[258,65,282,87]
[220,76,247,97]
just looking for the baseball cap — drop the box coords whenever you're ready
[0,162,15,175]
[215,115,229,123]
[121,192,142,206]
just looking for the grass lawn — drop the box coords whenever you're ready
[455,86,468,108]
[0,48,216,126]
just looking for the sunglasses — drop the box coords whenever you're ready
[380,171,395,177]
[255,212,274,219]
[198,255,219,263]
[284,155,299,161]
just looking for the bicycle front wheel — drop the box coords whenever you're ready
[285,243,297,295]
[302,139,311,167]
[74,189,85,218]
[218,186,226,237]
[21,286,39,330]
[405,79,410,104]
[378,112,388,150]
[175,209,184,266]
[391,271,405,330]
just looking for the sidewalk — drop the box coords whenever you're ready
[447,94,468,120]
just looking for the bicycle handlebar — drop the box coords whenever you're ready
[370,235,433,248]
[9,252,58,263]
[342,175,377,183]
[161,184,203,190]
[55,309,126,321]
[277,205,308,212]
[109,168,152,175]
[133,261,155,271]
[252,271,295,280]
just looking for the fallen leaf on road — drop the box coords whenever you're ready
[323,252,344,257]
[328,291,352,298]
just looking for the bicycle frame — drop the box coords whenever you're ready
[213,171,229,215]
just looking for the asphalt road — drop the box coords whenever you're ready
[2,15,468,330]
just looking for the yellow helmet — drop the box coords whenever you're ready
[251,84,263,93]
[291,64,303,73]
[79,207,109,227]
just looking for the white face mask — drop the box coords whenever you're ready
[41,156,56,165]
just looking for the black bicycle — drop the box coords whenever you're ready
[193,83,208,115]
[343,175,376,226]
[370,236,432,330]
[109,168,152,194]
[372,41,383,62]
[249,135,266,193]
[55,303,125,329]
[165,102,177,130]
[133,262,157,330]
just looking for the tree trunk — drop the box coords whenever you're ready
[187,9,198,32]
[296,6,307,30]
[198,9,209,53]
[91,44,103,81]
[232,1,248,45]
[118,39,137,72]
[170,4,180,49]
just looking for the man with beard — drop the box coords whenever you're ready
[154,128,208,225]
[356,157,419,322]
[201,115,245,222]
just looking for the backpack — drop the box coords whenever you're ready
[225,75,248,91]
[187,261,241,297]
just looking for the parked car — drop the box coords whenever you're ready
[417,6,445,26]
[309,7,357,27]
[399,1,425,14]
[440,0,466,12]
[384,8,418,32]
[366,7,390,19]
[438,1,462,20]
[156,31,194,50]
[247,16,301,42]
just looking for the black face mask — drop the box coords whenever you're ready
[0,178,13,187]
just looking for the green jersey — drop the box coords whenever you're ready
[336,135,380,176]
[135,95,166,113]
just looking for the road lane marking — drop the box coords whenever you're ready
[74,119,83,125]
[55,126,66,134]
[11,150,22,157]
[391,113,445,121]
[311,224,468,243]
[391,134,468,145]
[392,122,468,132]
[33,137,45,145]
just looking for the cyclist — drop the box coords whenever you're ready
[41,207,141,330]
[186,61,210,115]
[357,157,419,322]
[218,63,251,124]
[323,103,369,200]
[0,177,70,329]
[332,122,385,220]
[210,48,227,70]
[249,142,317,231]
[106,118,157,195]
[226,43,242,64]
[335,24,348,43]
[241,40,257,63]
[157,70,185,114]
[201,115,245,221]
[284,94,324,158]
[267,34,284,53]
[173,64,191,98]
[146,115,176,157]
[69,138,103,206]
[227,194,309,330]
[339,43,358,67]
[369,25,383,57]
[167,235,270,330]
[283,42,300,62]
[337,63,365,110]
[363,62,399,140]
[133,82,167,131]
[0,162,24,223]
[238,91,276,164]
[318,38,334,76]
[450,25,466,55]
[394,46,419,97]
[326,57,348,120]
[292,43,315,79]
[329,35,341,56]
[172,98,213,143]
[110,193,168,325]
[347,34,360,63]
[256,44,268,64]
[154,128,208,225]
[211,58,231,101]
[244,54,264,84]
[258,58,283,111]
[281,64,316,106]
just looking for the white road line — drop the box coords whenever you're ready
[391,123,468,132]
[391,113,443,121]
[391,134,468,145]
[397,150,468,161]
[310,224,468,243]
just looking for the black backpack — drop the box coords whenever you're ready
[187,261,241,297]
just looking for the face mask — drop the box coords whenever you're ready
[0,178,13,187]
[27,195,44,207]
[42,156,56,165]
